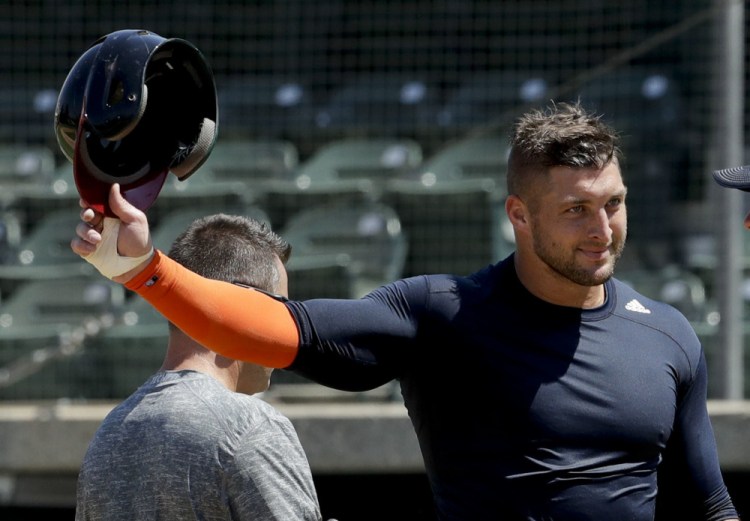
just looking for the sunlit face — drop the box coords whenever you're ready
[525,162,627,287]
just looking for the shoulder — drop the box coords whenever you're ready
[611,277,692,326]
[189,383,295,439]
[387,259,498,300]
[610,278,703,367]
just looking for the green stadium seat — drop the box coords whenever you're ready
[259,137,422,229]
[0,209,22,266]
[410,134,510,184]
[216,75,317,141]
[617,264,709,323]
[0,276,126,400]
[292,137,422,183]
[0,144,56,187]
[259,178,375,231]
[150,170,253,226]
[315,73,443,137]
[382,177,510,277]
[281,199,408,297]
[0,208,96,297]
[93,294,169,399]
[438,70,553,132]
[200,138,299,185]
[286,253,357,301]
[150,202,271,253]
[7,163,82,236]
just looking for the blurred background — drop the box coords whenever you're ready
[0,0,748,519]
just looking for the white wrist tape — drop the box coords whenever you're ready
[84,217,154,279]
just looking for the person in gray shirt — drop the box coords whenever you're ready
[76,213,322,521]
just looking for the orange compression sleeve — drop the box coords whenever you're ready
[124,250,300,368]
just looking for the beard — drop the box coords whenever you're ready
[532,232,626,287]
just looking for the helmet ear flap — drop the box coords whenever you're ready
[170,117,216,180]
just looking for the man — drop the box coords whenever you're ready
[75,214,322,521]
[72,102,738,520]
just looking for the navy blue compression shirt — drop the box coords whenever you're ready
[286,254,738,521]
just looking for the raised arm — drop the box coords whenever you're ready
[71,183,299,368]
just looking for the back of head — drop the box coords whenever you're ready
[168,214,291,295]
[507,101,622,198]
[165,215,290,392]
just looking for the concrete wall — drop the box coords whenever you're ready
[0,400,748,507]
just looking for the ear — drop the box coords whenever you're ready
[505,194,529,229]
[170,117,217,180]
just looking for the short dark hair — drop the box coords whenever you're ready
[507,101,622,198]
[168,213,291,293]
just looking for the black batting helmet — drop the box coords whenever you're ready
[54,29,218,215]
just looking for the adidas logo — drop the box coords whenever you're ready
[625,299,651,314]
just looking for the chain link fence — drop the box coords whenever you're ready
[0,0,746,400]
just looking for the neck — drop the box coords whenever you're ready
[513,252,606,309]
[161,332,241,391]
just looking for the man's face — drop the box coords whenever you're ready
[526,161,627,287]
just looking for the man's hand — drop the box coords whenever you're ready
[71,183,154,283]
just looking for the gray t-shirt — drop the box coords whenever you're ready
[76,370,322,520]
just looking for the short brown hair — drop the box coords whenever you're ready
[168,213,291,292]
[507,101,622,198]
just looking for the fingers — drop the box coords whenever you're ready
[72,183,153,268]
[73,191,109,256]
[80,206,101,227]
[72,214,103,256]
[108,183,143,224]
[71,236,96,257]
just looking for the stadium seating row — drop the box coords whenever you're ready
[213,68,686,143]
[0,159,743,402]
[0,66,687,158]
[0,245,744,402]
[0,134,514,281]
[0,128,739,299]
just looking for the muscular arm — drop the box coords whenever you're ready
[126,250,417,390]
[125,250,300,368]
[81,185,410,386]
[659,352,739,521]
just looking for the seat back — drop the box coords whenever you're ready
[151,203,271,252]
[282,200,408,296]
[0,144,56,186]
[0,209,95,296]
[201,138,300,184]
[439,70,552,131]
[413,135,510,184]
[383,177,510,277]
[216,75,317,139]
[294,137,423,184]
[286,254,357,301]
[0,276,126,400]
[618,264,708,322]
[0,276,125,330]
[316,73,442,136]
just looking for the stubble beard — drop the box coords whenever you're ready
[533,235,626,287]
